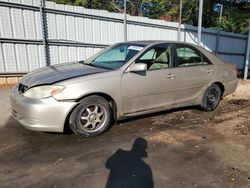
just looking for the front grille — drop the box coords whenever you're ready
[18,83,28,93]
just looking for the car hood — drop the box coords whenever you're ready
[20,62,109,88]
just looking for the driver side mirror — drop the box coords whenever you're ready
[129,63,147,72]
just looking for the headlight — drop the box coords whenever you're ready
[23,85,65,99]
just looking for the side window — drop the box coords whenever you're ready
[201,54,212,65]
[136,44,172,70]
[140,49,156,61]
[176,45,210,67]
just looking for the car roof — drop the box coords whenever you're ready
[125,40,201,49]
[122,40,222,65]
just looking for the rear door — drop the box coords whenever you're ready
[173,44,216,104]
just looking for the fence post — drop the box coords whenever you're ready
[243,20,250,80]
[215,31,220,55]
[177,0,183,41]
[40,0,50,66]
[197,0,203,45]
[123,0,127,42]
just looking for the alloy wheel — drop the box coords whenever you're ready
[78,104,107,132]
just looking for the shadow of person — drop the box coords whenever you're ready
[105,138,154,188]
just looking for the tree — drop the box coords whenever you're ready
[50,0,117,11]
[49,0,250,34]
[216,0,250,34]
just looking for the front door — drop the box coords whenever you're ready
[121,43,179,115]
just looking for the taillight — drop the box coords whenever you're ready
[235,66,238,78]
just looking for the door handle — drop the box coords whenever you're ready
[207,69,214,74]
[165,73,175,79]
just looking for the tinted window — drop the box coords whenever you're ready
[201,54,212,65]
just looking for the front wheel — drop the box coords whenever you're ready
[201,84,221,111]
[69,96,112,137]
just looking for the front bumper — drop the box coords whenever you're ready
[10,87,77,132]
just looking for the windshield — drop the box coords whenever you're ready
[84,43,146,70]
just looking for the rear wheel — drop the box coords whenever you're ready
[69,96,112,137]
[201,84,221,111]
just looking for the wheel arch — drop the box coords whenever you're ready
[212,82,225,97]
[76,92,117,119]
[63,92,118,133]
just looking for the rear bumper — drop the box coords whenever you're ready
[10,87,76,132]
[223,79,239,97]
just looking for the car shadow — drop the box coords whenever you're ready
[105,137,154,188]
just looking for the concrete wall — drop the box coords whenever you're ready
[0,75,23,86]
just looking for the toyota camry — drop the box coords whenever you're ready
[11,41,238,137]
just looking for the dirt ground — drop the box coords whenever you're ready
[0,81,250,188]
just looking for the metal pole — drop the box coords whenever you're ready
[124,0,127,42]
[216,4,223,55]
[215,31,220,55]
[40,0,50,66]
[243,20,250,80]
[197,0,203,46]
[177,0,183,41]
[219,4,223,23]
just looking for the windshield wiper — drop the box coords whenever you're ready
[80,61,101,69]
[79,60,95,67]
[79,60,113,70]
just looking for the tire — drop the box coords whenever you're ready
[201,84,222,112]
[69,95,112,137]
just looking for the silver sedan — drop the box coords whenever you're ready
[11,41,238,137]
